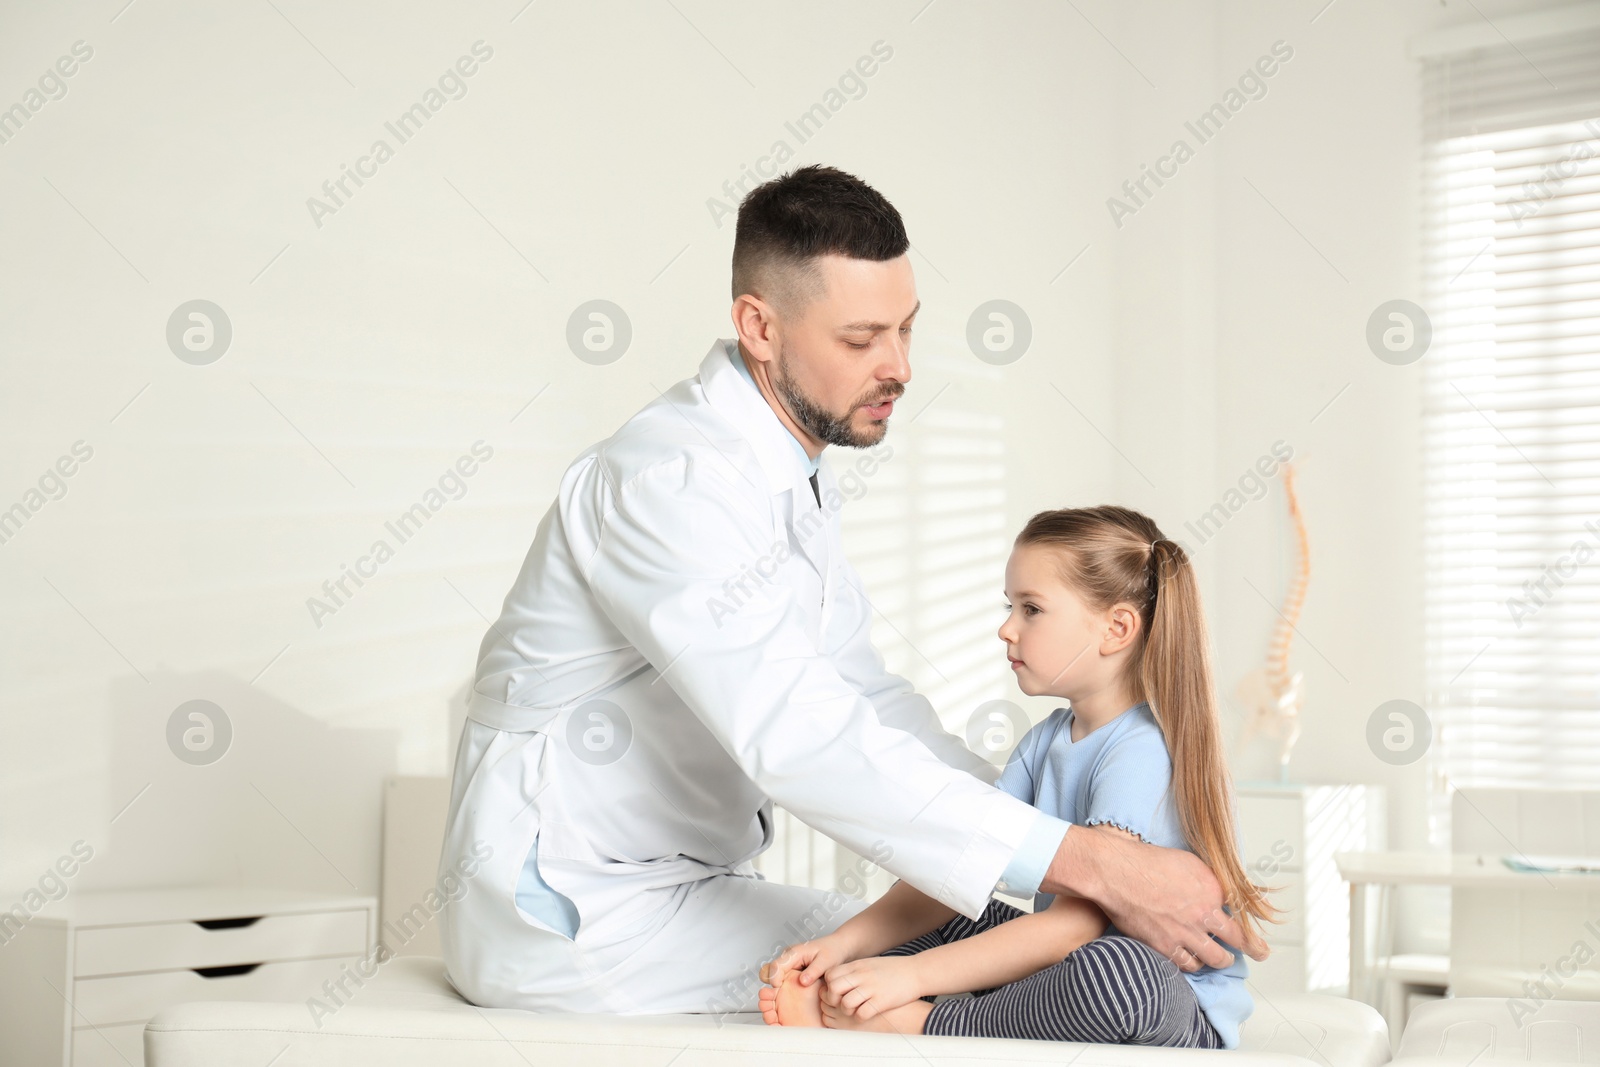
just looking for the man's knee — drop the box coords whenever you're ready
[788,901,833,940]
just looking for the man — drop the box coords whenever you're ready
[436,164,1266,1014]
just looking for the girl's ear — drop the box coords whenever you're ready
[1101,602,1142,652]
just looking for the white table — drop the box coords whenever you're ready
[1335,851,1600,1008]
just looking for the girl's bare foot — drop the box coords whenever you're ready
[758,971,824,1027]
[820,995,935,1035]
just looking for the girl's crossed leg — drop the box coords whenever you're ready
[868,899,1223,1048]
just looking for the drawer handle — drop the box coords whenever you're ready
[195,916,264,930]
[193,963,263,978]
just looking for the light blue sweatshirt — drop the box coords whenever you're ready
[994,701,1254,1049]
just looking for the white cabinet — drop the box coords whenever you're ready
[1236,783,1386,995]
[0,888,375,1067]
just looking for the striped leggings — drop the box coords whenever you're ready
[882,899,1223,1047]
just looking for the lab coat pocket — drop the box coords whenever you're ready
[514,830,581,940]
[515,731,664,943]
[483,730,584,942]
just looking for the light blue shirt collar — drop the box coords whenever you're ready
[731,345,821,479]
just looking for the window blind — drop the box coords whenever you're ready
[1421,25,1600,823]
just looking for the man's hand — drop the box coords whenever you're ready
[759,933,855,991]
[815,955,924,1020]
[1042,824,1271,972]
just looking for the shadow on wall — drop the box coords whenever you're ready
[83,670,400,897]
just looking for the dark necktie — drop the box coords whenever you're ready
[809,470,820,508]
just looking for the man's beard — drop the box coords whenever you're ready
[771,340,901,449]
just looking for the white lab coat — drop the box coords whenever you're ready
[436,337,1045,1012]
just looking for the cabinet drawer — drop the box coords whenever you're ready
[76,909,367,977]
[72,1023,145,1067]
[74,957,356,1027]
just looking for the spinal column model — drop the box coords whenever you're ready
[1234,459,1308,779]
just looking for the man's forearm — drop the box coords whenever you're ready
[1039,822,1102,900]
[1041,823,1266,970]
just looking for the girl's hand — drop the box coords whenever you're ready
[817,955,924,1019]
[761,933,854,991]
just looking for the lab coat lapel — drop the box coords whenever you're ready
[701,338,830,588]
[699,339,798,497]
[787,473,830,589]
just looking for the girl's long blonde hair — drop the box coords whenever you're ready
[1016,505,1281,941]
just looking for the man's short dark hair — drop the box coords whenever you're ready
[731,164,909,320]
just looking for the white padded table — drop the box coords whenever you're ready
[1390,997,1600,1064]
[144,956,1390,1066]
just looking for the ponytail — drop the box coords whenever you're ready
[1142,537,1280,938]
[1016,508,1282,941]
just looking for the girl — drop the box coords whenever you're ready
[759,505,1279,1048]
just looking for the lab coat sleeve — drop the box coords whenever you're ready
[826,550,1001,784]
[828,552,1071,898]
[991,722,1072,896]
[578,454,1042,920]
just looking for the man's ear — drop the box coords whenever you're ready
[731,294,779,363]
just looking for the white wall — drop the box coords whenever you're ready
[0,0,1533,953]
[0,0,1122,899]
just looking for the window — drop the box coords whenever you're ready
[1421,25,1600,842]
